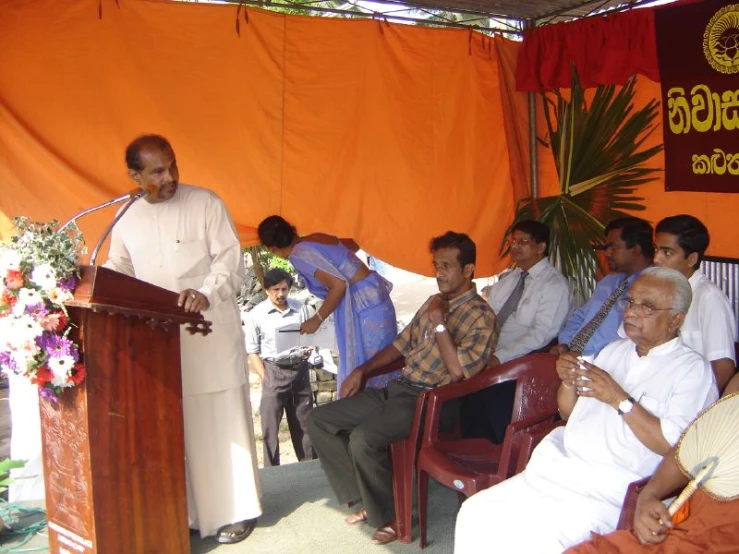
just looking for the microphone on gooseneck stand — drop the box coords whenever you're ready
[88,188,150,266]
[59,188,147,232]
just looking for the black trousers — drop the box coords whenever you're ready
[260,360,315,467]
[307,381,458,528]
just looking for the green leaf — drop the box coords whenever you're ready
[503,67,662,295]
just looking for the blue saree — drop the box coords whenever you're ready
[289,241,399,394]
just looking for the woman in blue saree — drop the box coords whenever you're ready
[257,216,399,394]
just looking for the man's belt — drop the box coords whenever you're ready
[395,376,436,391]
[266,359,304,370]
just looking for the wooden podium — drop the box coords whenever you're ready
[39,266,211,554]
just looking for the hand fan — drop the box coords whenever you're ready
[668,392,739,516]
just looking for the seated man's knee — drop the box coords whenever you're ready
[348,425,390,456]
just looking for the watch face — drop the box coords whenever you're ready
[435,324,446,333]
[619,399,634,414]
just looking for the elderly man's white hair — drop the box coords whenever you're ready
[638,266,692,314]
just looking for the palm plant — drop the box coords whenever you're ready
[502,69,663,301]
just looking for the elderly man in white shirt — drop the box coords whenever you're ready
[487,219,571,364]
[653,214,736,392]
[455,267,718,554]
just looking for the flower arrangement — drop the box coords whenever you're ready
[0,217,86,401]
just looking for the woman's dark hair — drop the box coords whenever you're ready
[263,268,294,289]
[258,215,298,248]
[125,134,173,171]
[656,215,709,269]
[429,231,476,267]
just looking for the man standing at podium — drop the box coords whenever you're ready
[104,134,262,544]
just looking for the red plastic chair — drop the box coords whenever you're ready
[616,476,651,530]
[361,355,495,543]
[416,353,561,548]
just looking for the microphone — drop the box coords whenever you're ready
[60,188,148,232]
[88,188,149,266]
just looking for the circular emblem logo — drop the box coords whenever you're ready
[703,4,739,74]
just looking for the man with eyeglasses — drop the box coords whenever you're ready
[653,215,735,392]
[554,217,654,357]
[465,220,569,444]
[307,231,497,545]
[487,219,570,365]
[455,266,717,554]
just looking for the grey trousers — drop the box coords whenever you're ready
[307,381,423,528]
[260,360,315,467]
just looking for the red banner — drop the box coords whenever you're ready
[655,0,739,192]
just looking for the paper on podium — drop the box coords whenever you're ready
[275,320,337,356]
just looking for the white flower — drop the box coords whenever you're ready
[31,264,57,291]
[0,247,21,272]
[48,355,74,387]
[18,288,43,306]
[4,315,43,350]
[47,287,73,306]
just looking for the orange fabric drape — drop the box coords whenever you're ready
[0,0,520,277]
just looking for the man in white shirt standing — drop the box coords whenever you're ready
[653,214,736,392]
[455,267,718,554]
[245,268,315,467]
[105,135,261,544]
[464,220,570,443]
[487,219,571,364]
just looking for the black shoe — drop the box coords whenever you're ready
[215,519,257,544]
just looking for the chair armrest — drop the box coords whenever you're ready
[616,476,652,530]
[507,412,559,434]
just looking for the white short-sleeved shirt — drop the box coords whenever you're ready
[681,271,736,363]
[526,337,718,505]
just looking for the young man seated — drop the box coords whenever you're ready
[307,231,497,545]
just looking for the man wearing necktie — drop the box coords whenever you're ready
[555,218,654,358]
[487,220,571,365]
[464,220,570,443]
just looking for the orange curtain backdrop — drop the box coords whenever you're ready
[0,0,518,277]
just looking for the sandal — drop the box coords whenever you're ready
[371,524,397,545]
[345,507,368,525]
[215,519,257,544]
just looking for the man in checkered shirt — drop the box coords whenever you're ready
[307,231,498,545]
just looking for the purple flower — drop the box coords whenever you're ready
[57,275,76,292]
[0,352,16,372]
[42,335,79,361]
[39,386,58,403]
[26,303,49,319]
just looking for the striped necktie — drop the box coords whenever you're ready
[569,277,630,353]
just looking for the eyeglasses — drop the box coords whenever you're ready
[507,237,534,247]
[618,297,677,317]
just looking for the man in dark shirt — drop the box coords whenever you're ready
[307,231,497,545]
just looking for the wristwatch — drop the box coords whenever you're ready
[434,323,447,334]
[617,397,636,416]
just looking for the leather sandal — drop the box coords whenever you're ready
[371,525,397,545]
[345,507,368,525]
[215,519,257,544]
